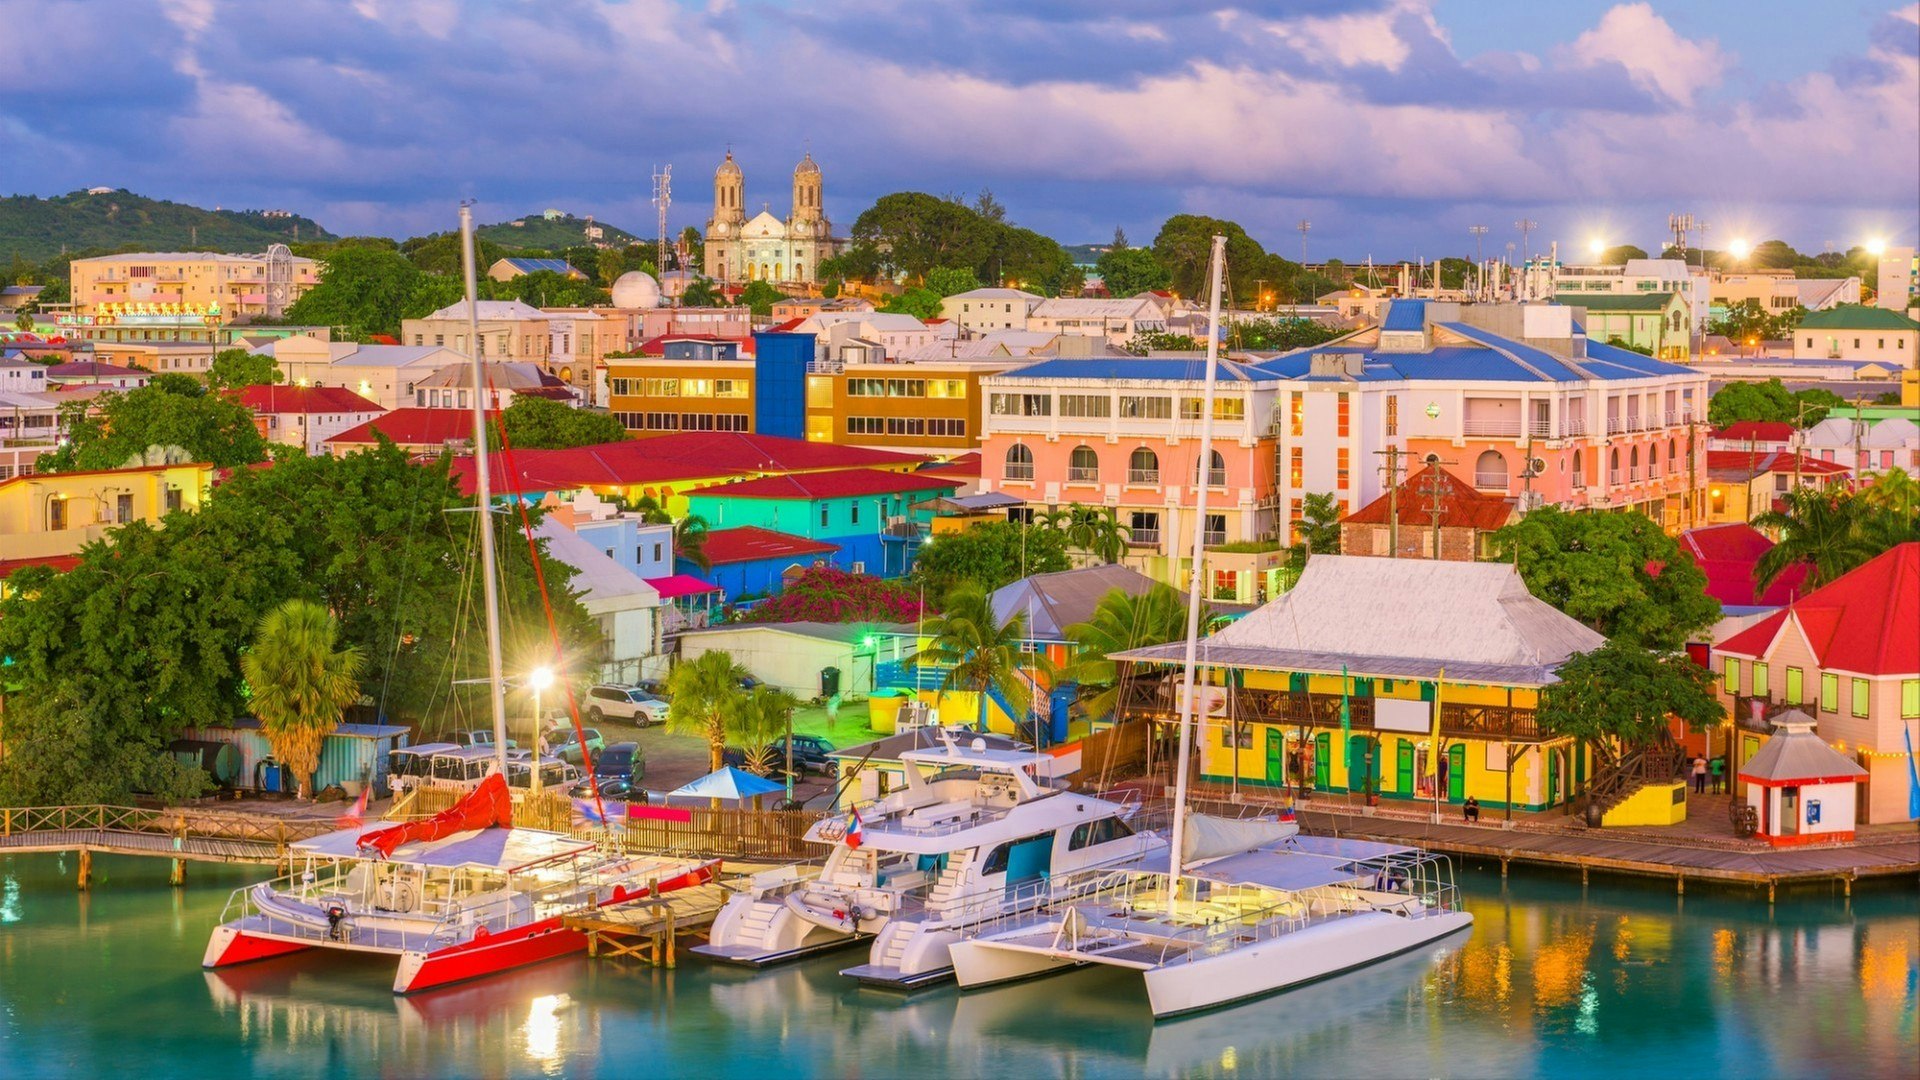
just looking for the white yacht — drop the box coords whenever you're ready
[693,729,1165,987]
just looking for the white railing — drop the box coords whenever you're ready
[1128,469,1159,485]
[1463,419,1522,438]
[1004,464,1034,482]
[1067,466,1100,483]
[1473,472,1508,491]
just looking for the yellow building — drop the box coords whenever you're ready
[1112,555,1606,812]
[64,251,320,340]
[805,360,1006,454]
[606,354,756,435]
[0,462,213,560]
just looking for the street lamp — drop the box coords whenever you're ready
[529,665,555,794]
[1866,238,1887,258]
[1728,238,1751,261]
[1588,238,1605,257]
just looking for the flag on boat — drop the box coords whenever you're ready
[1904,726,1919,822]
[333,785,370,828]
[844,807,864,849]
[1278,804,1296,823]
[573,798,627,825]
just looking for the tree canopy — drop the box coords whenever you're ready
[738,280,788,317]
[1537,640,1724,752]
[1752,484,1920,591]
[38,380,267,472]
[880,287,945,321]
[1707,378,1846,429]
[910,521,1071,606]
[844,192,1081,295]
[205,347,284,392]
[1491,507,1719,652]
[1705,299,1807,343]
[496,397,628,449]
[1095,246,1172,298]
[0,444,600,805]
[1152,214,1308,306]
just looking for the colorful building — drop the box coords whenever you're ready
[691,525,838,601]
[1340,464,1516,560]
[0,462,213,559]
[63,251,320,340]
[804,358,1007,454]
[1112,555,1606,813]
[239,385,385,456]
[682,468,959,578]
[1561,292,1692,359]
[1704,450,1852,525]
[605,331,812,438]
[1791,305,1919,367]
[1712,543,1919,824]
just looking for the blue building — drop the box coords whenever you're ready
[684,525,839,601]
[751,331,815,439]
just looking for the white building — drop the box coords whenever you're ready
[532,517,664,685]
[1027,296,1169,347]
[939,288,1045,336]
[1800,415,1920,476]
[240,385,386,456]
[798,312,954,361]
[702,151,846,286]
[1875,246,1916,312]
[411,361,577,410]
[1528,258,1712,335]
[256,336,466,410]
[1790,305,1920,367]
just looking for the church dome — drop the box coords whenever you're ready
[716,151,741,178]
[794,152,820,176]
[610,270,663,309]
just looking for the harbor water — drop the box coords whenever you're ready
[0,852,1914,1078]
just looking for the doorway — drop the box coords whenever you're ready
[1396,741,1414,796]
[1779,786,1799,837]
[1347,737,1376,794]
[1314,732,1331,790]
[1264,728,1285,785]
[1447,744,1467,802]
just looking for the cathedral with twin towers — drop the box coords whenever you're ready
[702,150,847,286]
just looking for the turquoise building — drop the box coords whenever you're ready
[682,468,957,578]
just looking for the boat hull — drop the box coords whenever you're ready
[394,916,585,994]
[949,936,1087,989]
[1142,910,1474,1019]
[202,925,320,969]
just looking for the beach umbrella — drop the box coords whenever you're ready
[667,765,786,802]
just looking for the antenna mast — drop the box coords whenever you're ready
[1514,220,1538,299]
[652,164,673,272]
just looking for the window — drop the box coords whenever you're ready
[1128,510,1159,543]
[1337,392,1350,437]
[1572,449,1585,489]
[1199,450,1226,487]
[1648,444,1659,478]
[1119,395,1171,419]
[1289,393,1303,437]
[1204,513,1226,546]
[1821,672,1838,712]
[1059,394,1111,418]
[1128,447,1159,484]
[1751,661,1768,697]
[1068,446,1099,482]
[1475,449,1507,490]
[164,487,182,514]
[115,493,133,523]
[47,496,66,530]
[1851,677,1870,718]
[1723,657,1740,688]
[1903,679,1919,719]
[1385,394,1398,437]
[990,393,1051,416]
[1786,666,1803,705]
[981,842,1011,875]
[1004,444,1034,481]
[850,502,860,525]
[928,418,966,437]
[1068,817,1135,851]
[820,505,830,528]
[1336,448,1350,489]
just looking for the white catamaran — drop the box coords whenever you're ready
[946,235,1474,1018]
[694,728,1165,988]
[204,205,715,994]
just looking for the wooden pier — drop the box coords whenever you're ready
[0,805,336,887]
[563,880,742,968]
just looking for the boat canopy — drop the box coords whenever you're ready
[1189,834,1429,892]
[294,825,597,871]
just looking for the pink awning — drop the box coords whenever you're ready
[645,574,722,600]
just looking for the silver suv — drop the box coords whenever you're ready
[583,684,669,726]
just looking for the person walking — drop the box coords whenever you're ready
[1710,754,1727,794]
[1436,753,1451,801]
[1691,755,1708,794]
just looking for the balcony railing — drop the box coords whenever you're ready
[1528,419,1554,438]
[1463,419,1522,438]
[1004,464,1034,482]
[1067,466,1100,483]
[1203,469,1226,488]
[1127,529,1161,546]
[1202,530,1227,546]
[1629,467,1642,482]
[1606,418,1625,435]
[1473,472,1509,491]
[1564,417,1588,436]
[1128,468,1160,485]
[1609,469,1623,485]
[1626,414,1643,432]
[1117,677,1543,740]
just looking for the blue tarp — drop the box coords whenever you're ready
[667,765,786,801]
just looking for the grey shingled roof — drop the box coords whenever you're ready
[993,563,1169,640]
[1739,712,1869,783]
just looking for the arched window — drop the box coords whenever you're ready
[1572,449,1585,489]
[1005,444,1034,481]
[1629,446,1640,480]
[1198,450,1226,487]
[1474,449,1506,490]
[1068,445,1100,483]
[1648,443,1659,477]
[1609,448,1620,482]
[1129,447,1159,484]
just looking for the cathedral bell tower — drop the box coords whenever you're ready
[706,151,747,280]
[791,153,824,240]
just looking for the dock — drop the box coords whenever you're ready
[0,805,335,887]
[563,879,747,968]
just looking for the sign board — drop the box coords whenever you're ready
[1374,697,1432,734]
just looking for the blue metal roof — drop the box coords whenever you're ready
[1581,339,1697,379]
[503,257,576,274]
[1380,299,1429,332]
[1000,358,1257,382]
[1433,323,1586,381]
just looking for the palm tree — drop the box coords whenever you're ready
[1064,584,1201,722]
[733,685,801,779]
[676,513,713,573]
[1067,506,1132,564]
[1858,469,1920,518]
[1752,486,1883,591]
[241,599,365,801]
[910,583,1037,733]
[1034,506,1075,533]
[665,649,749,772]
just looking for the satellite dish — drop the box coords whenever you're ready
[970,737,987,752]
[1524,457,1546,476]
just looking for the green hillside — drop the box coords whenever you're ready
[479,212,645,251]
[0,189,335,262]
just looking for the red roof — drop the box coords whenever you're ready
[919,452,980,480]
[1705,450,1851,482]
[767,318,807,333]
[1717,543,1920,675]
[699,526,838,566]
[644,573,723,599]
[47,360,144,377]
[0,554,83,580]
[1679,523,1811,607]
[1344,465,1516,531]
[448,431,927,497]
[239,384,383,415]
[685,468,960,501]
[1713,421,1796,443]
[631,334,755,357]
[329,408,492,447]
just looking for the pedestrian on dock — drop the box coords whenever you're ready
[1691,755,1708,794]
[1463,796,1480,824]
[1710,755,1726,794]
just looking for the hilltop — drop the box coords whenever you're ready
[479,212,645,251]
[0,189,334,262]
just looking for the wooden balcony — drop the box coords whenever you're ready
[1117,671,1544,741]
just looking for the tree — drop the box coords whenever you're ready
[241,599,365,800]
[881,287,945,320]
[678,278,721,307]
[206,347,284,392]
[37,382,268,472]
[925,266,982,297]
[1151,215,1279,306]
[1060,504,1131,564]
[285,246,428,339]
[1124,330,1202,355]
[1232,317,1344,352]
[666,649,750,773]
[733,686,802,782]
[675,513,712,573]
[911,521,1071,605]
[401,232,508,277]
[972,189,1008,225]
[1064,584,1197,721]
[1096,247,1172,298]
[1595,245,1648,265]
[738,280,788,317]
[1753,485,1918,591]
[1296,492,1343,555]
[1111,226,1129,251]
[497,397,628,449]
[735,566,922,623]
[910,583,1036,733]
[496,269,609,309]
[1491,507,1719,652]
[1537,640,1724,762]
[1707,378,1844,429]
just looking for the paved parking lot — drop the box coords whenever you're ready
[578,702,882,809]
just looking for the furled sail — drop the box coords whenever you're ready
[1180,812,1297,864]
[356,771,513,858]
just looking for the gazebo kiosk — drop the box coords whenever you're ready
[1737,710,1868,846]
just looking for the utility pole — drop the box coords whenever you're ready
[1375,446,1404,557]
[1469,226,1488,300]
[1296,220,1311,266]
[1414,458,1456,559]
[1515,220,1538,298]
[651,164,673,275]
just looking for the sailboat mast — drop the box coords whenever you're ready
[1166,233,1227,902]
[459,204,512,776]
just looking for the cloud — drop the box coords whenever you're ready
[1554,2,1729,106]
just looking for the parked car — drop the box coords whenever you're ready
[764,734,837,776]
[592,741,644,789]
[581,684,670,726]
[452,730,517,750]
[633,678,669,699]
[550,727,606,765]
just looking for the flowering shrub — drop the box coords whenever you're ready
[733,566,924,624]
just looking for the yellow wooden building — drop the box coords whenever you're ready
[0,462,213,561]
[1113,554,1607,813]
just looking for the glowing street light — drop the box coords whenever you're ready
[1866,238,1888,257]
[1588,238,1606,256]
[1728,238,1751,260]
[528,665,556,792]
[528,666,555,691]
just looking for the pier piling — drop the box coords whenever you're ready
[76,849,91,891]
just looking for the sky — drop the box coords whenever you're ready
[3,0,1916,262]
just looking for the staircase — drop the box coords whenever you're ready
[729,900,783,950]
[875,922,916,971]
[926,850,976,917]
[1577,743,1685,826]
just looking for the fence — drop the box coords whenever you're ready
[394,787,819,861]
[1076,721,1150,785]
[0,804,337,846]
